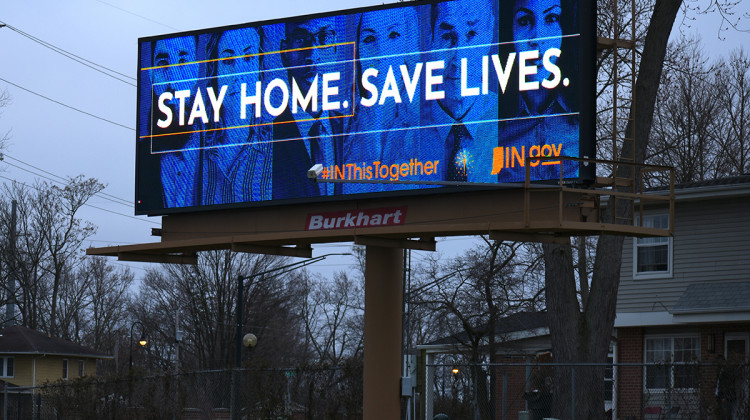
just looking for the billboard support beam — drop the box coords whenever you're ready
[489,231,571,245]
[231,243,313,258]
[117,252,198,265]
[354,236,436,252]
[363,245,404,420]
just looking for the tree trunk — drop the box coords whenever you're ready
[543,0,683,418]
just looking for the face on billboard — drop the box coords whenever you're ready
[512,0,563,88]
[217,27,261,128]
[356,8,419,128]
[358,9,417,69]
[431,0,494,120]
[151,37,198,99]
[136,0,593,215]
[281,18,337,99]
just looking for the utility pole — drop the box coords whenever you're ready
[4,200,17,328]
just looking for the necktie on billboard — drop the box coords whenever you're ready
[308,120,331,195]
[446,123,470,182]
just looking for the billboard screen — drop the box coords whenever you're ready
[136,0,595,215]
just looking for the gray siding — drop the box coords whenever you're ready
[617,195,750,313]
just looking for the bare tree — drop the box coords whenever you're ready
[413,239,544,420]
[301,270,364,365]
[79,256,134,353]
[133,250,305,372]
[648,37,723,183]
[543,1,746,418]
[38,176,103,337]
[296,268,366,418]
[0,177,101,334]
[0,182,47,329]
[714,48,750,175]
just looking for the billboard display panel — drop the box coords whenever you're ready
[136,0,595,215]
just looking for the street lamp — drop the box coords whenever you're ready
[230,253,349,420]
[242,333,258,349]
[129,321,148,373]
[234,252,350,369]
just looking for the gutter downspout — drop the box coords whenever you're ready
[32,355,46,389]
[613,339,618,420]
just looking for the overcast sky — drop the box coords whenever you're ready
[1,0,748,277]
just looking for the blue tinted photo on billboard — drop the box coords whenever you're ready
[419,0,500,184]
[135,0,592,215]
[343,6,425,194]
[202,27,272,205]
[270,15,354,200]
[137,35,203,210]
[495,0,580,181]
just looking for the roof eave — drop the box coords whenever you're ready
[0,351,113,359]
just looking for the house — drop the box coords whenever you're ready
[418,312,567,420]
[0,325,111,388]
[614,175,750,419]
[418,311,619,419]
[417,176,750,419]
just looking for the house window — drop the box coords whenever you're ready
[604,356,614,402]
[634,214,671,277]
[0,357,14,378]
[645,336,699,390]
[62,359,68,380]
[78,360,85,377]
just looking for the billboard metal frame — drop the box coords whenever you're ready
[135,0,598,216]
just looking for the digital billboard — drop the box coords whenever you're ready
[136,0,595,215]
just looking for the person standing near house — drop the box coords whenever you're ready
[716,355,737,418]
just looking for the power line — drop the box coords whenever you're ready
[0,76,134,131]
[0,22,136,86]
[0,174,159,225]
[1,153,132,207]
[92,0,180,31]
[85,202,160,225]
[0,155,132,208]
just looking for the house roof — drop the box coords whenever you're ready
[671,174,750,190]
[648,174,750,200]
[672,281,750,315]
[0,326,111,359]
[424,311,549,347]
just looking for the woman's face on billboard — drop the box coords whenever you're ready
[512,0,562,84]
[217,27,261,125]
[358,9,416,70]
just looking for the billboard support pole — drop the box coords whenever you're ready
[363,245,404,420]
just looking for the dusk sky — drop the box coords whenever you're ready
[1,0,748,277]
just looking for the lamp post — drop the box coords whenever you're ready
[230,253,349,420]
[129,321,148,373]
[234,253,350,370]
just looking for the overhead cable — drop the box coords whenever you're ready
[92,0,180,31]
[0,76,135,131]
[1,153,131,207]
[0,174,158,225]
[0,22,136,86]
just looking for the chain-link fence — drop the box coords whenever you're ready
[5,361,750,419]
[4,364,363,420]
[426,362,750,420]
